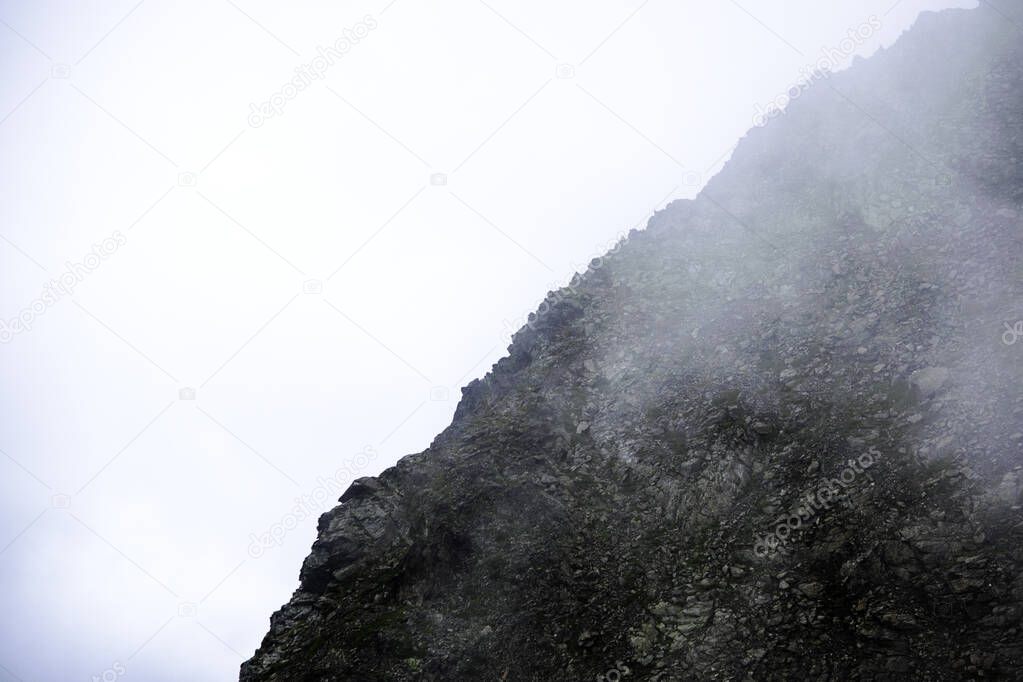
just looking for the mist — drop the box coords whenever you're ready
[0,1,983,680]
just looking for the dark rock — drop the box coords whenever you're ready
[241,6,1023,681]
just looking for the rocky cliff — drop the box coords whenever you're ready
[242,5,1023,680]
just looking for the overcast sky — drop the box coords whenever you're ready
[0,0,976,680]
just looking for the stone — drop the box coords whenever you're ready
[241,9,1023,681]
[798,582,825,598]
[909,367,950,398]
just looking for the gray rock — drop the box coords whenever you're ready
[909,366,950,398]
[241,8,1023,681]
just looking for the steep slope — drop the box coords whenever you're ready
[242,5,1023,680]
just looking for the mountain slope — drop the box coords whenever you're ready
[242,5,1023,680]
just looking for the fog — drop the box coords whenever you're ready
[0,1,975,679]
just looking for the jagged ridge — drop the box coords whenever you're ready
[242,6,1023,680]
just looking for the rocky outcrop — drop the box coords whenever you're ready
[242,5,1023,680]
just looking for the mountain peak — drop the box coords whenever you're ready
[242,6,1023,679]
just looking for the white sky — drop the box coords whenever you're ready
[0,1,975,680]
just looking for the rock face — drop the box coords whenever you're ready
[242,6,1023,681]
